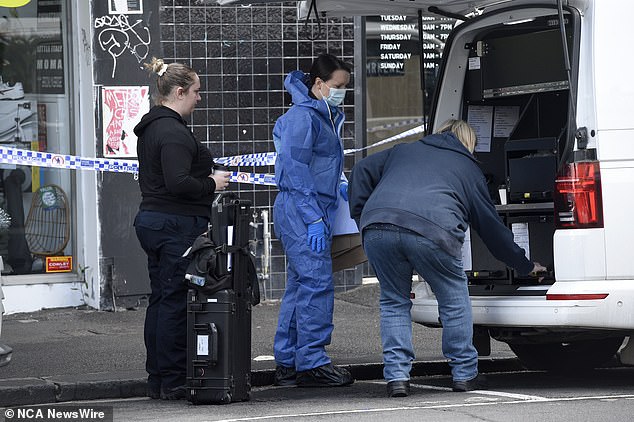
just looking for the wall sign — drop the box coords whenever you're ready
[46,256,73,273]
[109,0,142,15]
[367,15,417,76]
[366,14,454,77]
[102,86,149,158]
[36,0,64,94]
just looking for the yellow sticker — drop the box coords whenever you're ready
[0,0,31,7]
[46,256,73,273]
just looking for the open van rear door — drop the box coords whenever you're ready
[216,0,560,18]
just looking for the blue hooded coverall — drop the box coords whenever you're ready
[272,70,345,372]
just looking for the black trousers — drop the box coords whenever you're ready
[134,210,208,390]
[4,169,32,274]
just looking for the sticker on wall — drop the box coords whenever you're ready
[102,86,149,158]
[39,185,62,210]
[45,256,73,273]
[0,1,31,7]
[108,0,142,15]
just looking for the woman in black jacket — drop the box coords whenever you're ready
[349,119,545,398]
[133,57,230,400]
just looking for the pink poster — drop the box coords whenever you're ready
[102,85,150,157]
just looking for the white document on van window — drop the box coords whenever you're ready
[493,106,520,138]
[467,105,493,153]
[462,227,472,271]
[511,222,530,259]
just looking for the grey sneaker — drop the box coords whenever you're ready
[0,79,24,100]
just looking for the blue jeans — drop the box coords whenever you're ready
[363,224,478,382]
[134,210,209,390]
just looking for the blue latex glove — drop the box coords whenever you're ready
[339,182,349,202]
[307,220,326,253]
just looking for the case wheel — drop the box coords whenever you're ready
[221,392,232,404]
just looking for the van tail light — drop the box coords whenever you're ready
[554,161,604,229]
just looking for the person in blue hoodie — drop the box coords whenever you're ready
[272,54,354,388]
[349,119,545,398]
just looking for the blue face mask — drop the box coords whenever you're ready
[321,83,346,107]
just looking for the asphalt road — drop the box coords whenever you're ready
[10,367,633,422]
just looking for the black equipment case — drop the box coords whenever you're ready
[186,194,255,405]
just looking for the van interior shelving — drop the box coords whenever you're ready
[459,14,574,290]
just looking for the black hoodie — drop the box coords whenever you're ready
[134,105,216,217]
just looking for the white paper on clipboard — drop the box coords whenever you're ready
[461,227,472,271]
[331,193,359,236]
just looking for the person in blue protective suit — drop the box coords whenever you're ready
[272,54,354,388]
[348,119,545,398]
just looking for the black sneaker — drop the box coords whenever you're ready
[296,363,354,387]
[160,385,187,400]
[274,365,297,386]
[387,380,410,397]
[147,384,161,400]
[452,374,488,392]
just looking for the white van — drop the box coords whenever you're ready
[220,0,634,370]
[314,0,634,371]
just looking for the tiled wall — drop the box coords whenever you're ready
[159,1,362,299]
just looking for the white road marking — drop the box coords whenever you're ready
[214,394,634,422]
[408,382,452,392]
[253,355,275,361]
[375,380,548,401]
[367,380,452,393]
[464,396,500,403]
[464,389,549,401]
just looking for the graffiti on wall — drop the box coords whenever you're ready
[94,14,151,78]
[102,86,149,158]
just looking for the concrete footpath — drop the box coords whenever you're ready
[0,283,522,407]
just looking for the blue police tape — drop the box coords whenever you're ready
[366,117,425,133]
[215,124,425,166]
[0,145,139,174]
[344,124,425,154]
[0,124,424,187]
[0,145,277,186]
[215,151,277,167]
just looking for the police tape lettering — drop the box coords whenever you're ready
[0,124,424,187]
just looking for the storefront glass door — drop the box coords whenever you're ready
[0,0,73,278]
